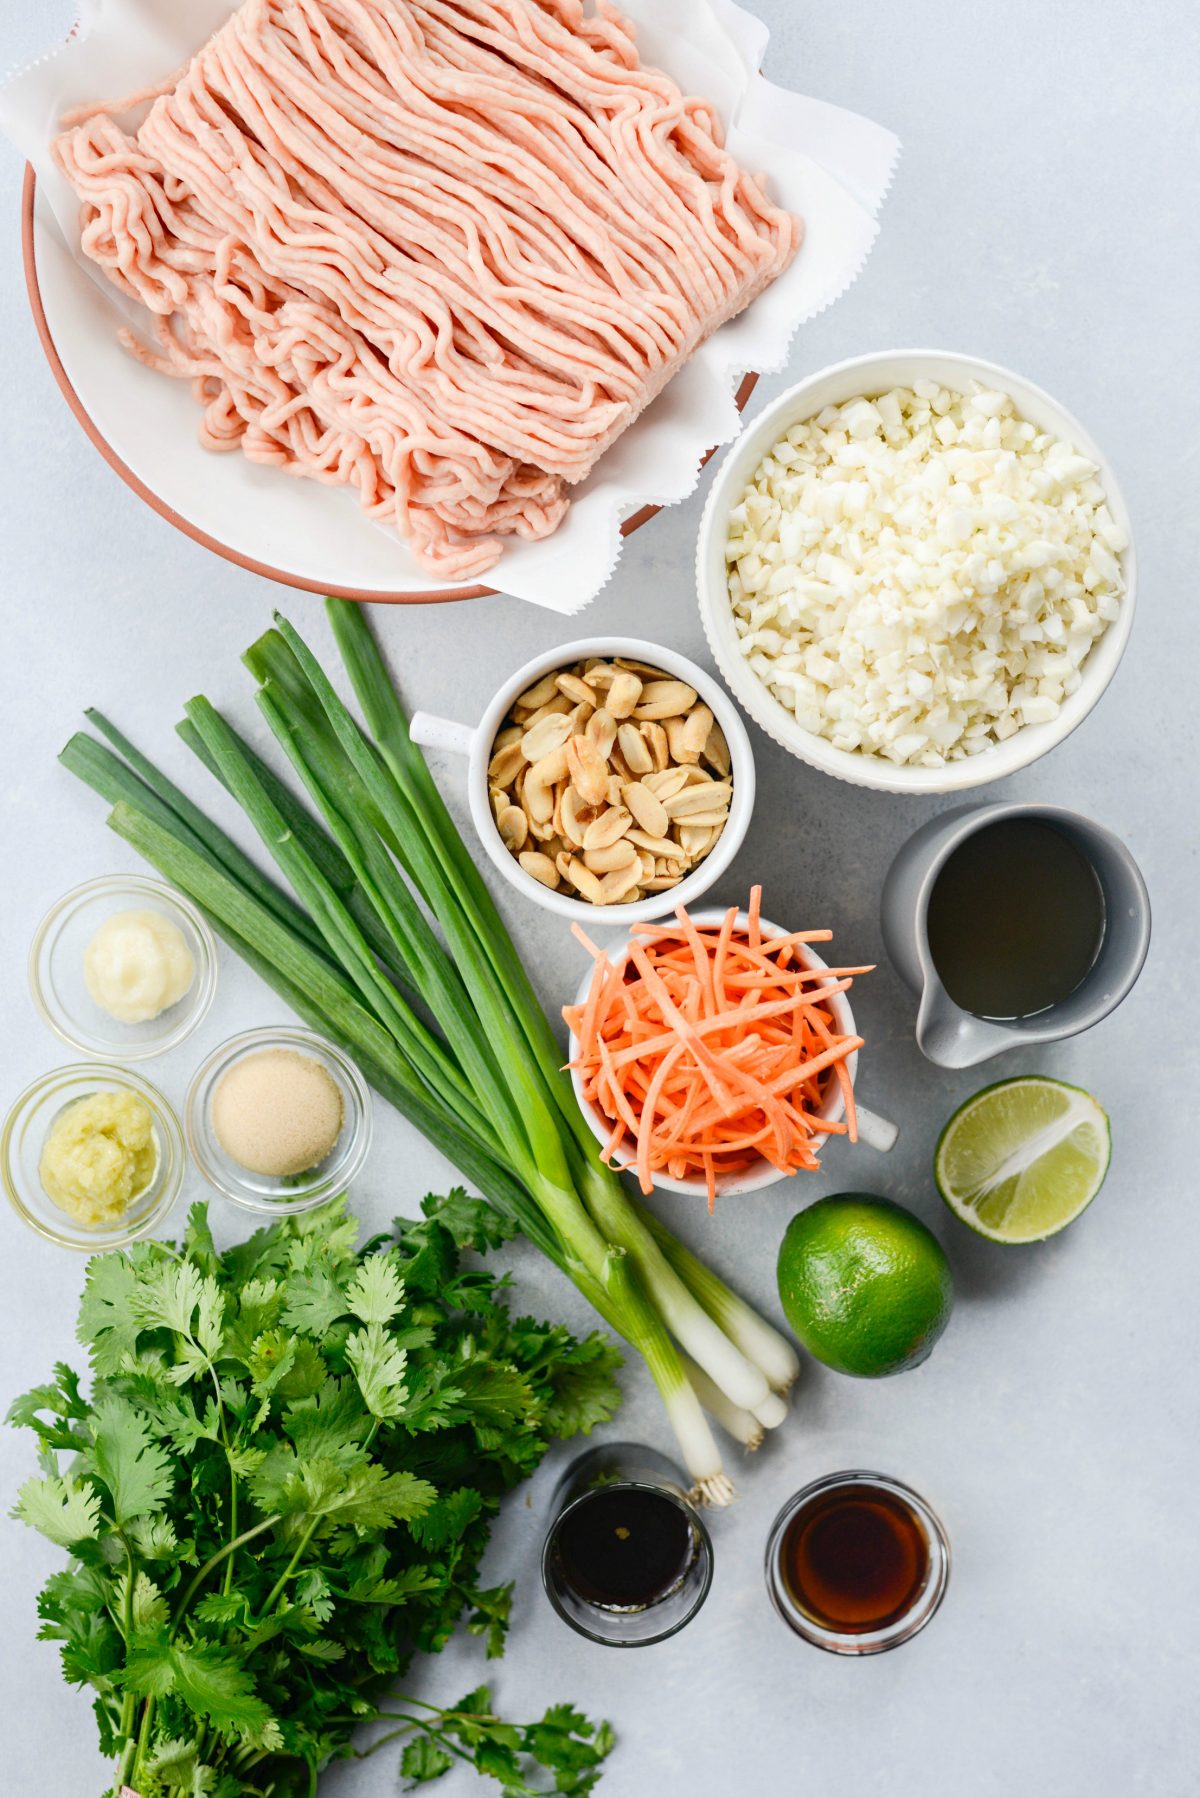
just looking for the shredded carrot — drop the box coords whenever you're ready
[565,894,873,1202]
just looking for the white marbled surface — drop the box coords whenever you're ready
[1,3,1198,1795]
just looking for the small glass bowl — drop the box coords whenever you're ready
[186,1027,372,1214]
[2,1063,186,1250]
[765,1470,950,1655]
[541,1443,714,1647]
[30,875,218,1060]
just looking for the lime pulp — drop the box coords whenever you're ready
[934,1076,1110,1244]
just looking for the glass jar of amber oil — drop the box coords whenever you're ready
[765,1471,949,1654]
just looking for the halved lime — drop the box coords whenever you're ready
[934,1077,1110,1244]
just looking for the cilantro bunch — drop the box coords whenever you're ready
[9,1191,620,1798]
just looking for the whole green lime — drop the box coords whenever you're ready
[776,1194,954,1378]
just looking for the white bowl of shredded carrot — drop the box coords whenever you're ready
[564,891,884,1205]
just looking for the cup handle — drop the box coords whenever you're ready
[853,1103,898,1154]
[410,712,476,758]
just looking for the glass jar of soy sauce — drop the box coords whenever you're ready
[541,1443,713,1646]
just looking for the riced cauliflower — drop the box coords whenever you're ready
[724,382,1127,766]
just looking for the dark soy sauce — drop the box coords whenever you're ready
[554,1487,694,1610]
[926,818,1105,1020]
[780,1483,929,1633]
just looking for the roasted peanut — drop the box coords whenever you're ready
[564,857,604,904]
[642,720,670,771]
[566,735,609,807]
[559,786,593,849]
[598,860,643,904]
[582,806,632,851]
[623,781,670,839]
[520,711,574,763]
[584,839,640,875]
[497,806,528,853]
[625,827,674,857]
[490,655,732,905]
[518,850,559,888]
[488,740,525,785]
[617,722,654,773]
[606,670,643,718]
[524,746,569,822]
[556,672,600,708]
[666,705,713,765]
[664,781,732,819]
[632,680,697,721]
[585,708,617,760]
[677,823,714,859]
[515,672,561,711]
[701,720,731,776]
[642,767,689,802]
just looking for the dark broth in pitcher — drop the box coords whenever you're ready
[926,817,1105,1021]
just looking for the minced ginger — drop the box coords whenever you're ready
[39,1089,157,1227]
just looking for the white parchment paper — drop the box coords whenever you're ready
[0,0,900,609]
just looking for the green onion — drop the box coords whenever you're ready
[62,602,797,1500]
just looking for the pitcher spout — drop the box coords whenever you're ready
[916,987,1012,1069]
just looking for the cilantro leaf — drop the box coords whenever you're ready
[283,1377,369,1463]
[423,1188,516,1253]
[127,1515,185,1562]
[130,1261,223,1353]
[144,1734,208,1791]
[465,1581,513,1660]
[12,1474,101,1547]
[408,1486,485,1551]
[286,1194,360,1264]
[280,1252,349,1337]
[345,1322,409,1419]
[87,1395,174,1525]
[117,1570,170,1639]
[77,1253,142,1373]
[122,1640,280,1747]
[316,1464,437,1532]
[346,1250,406,1325]
[11,1194,618,1796]
[401,1734,455,1783]
[541,1338,624,1439]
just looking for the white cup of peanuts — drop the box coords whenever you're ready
[410,637,755,925]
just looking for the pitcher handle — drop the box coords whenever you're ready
[410,712,476,758]
[853,1103,898,1154]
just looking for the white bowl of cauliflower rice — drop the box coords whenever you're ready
[697,351,1136,794]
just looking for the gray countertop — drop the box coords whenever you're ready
[2,2,1197,1794]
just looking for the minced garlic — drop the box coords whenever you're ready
[84,908,195,1024]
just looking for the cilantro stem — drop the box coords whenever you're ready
[170,1514,283,1637]
[131,1691,157,1787]
[223,1474,239,1597]
[117,1538,138,1745]
[355,1714,477,1767]
[119,1538,136,1646]
[258,1517,319,1618]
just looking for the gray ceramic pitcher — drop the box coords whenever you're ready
[880,802,1151,1068]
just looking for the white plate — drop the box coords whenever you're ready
[23,169,536,603]
[10,0,898,608]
